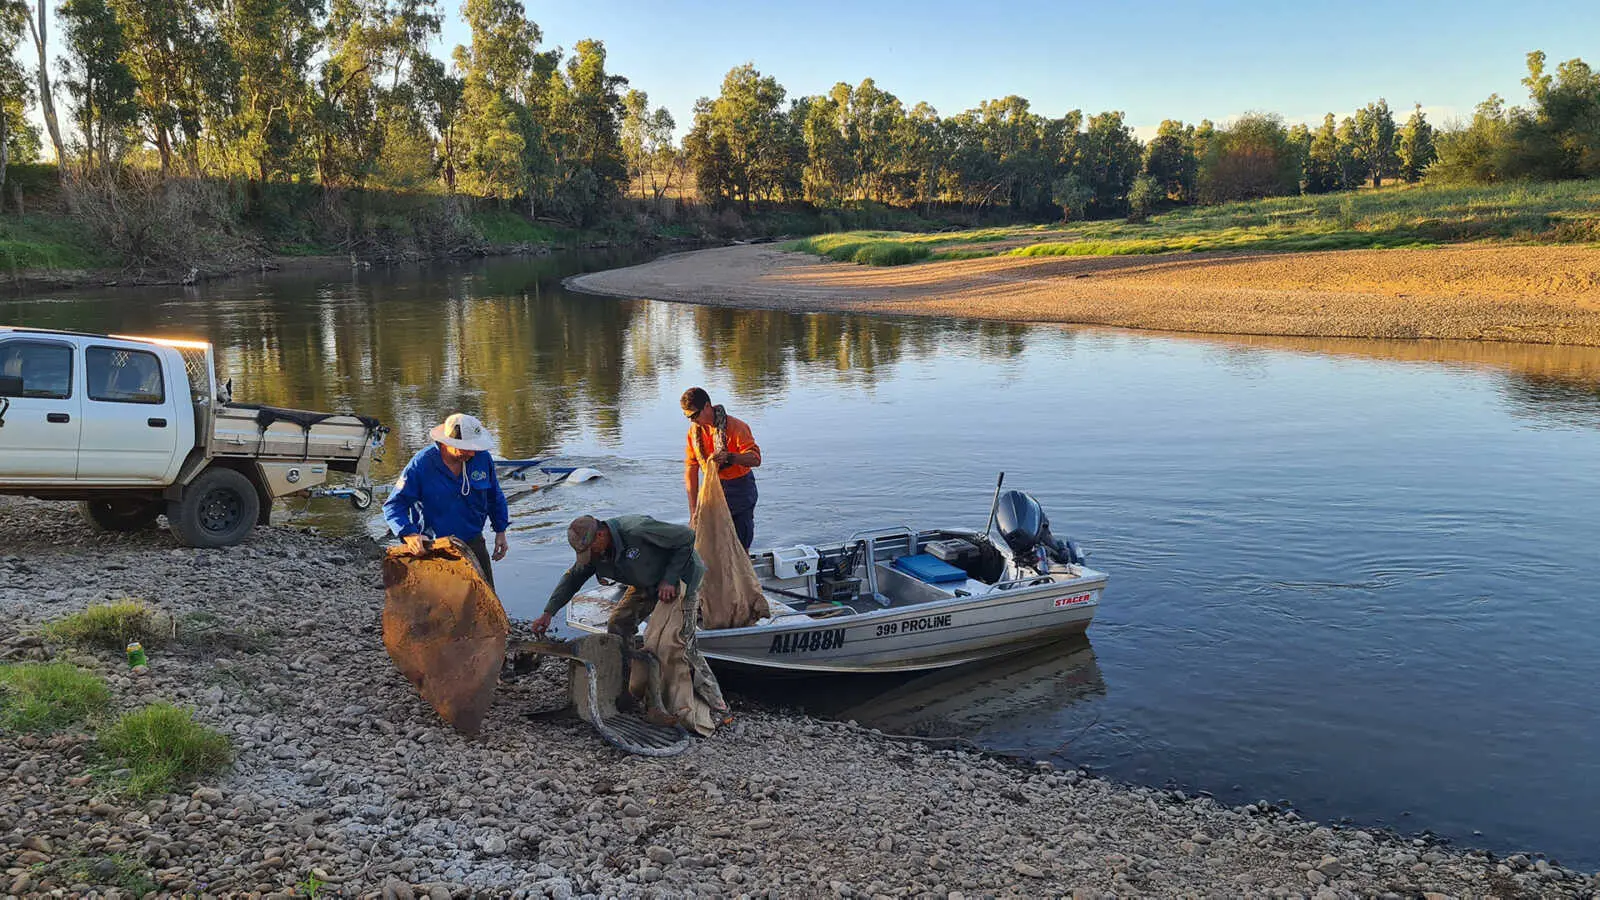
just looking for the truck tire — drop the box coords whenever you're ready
[79,498,163,533]
[167,467,260,548]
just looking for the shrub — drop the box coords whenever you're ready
[0,663,109,731]
[65,169,256,272]
[98,703,232,798]
[43,600,169,651]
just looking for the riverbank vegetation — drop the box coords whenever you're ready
[789,178,1600,265]
[1,0,1596,278]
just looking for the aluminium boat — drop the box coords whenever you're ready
[566,484,1108,673]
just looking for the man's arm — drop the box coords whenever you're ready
[486,456,511,560]
[381,458,424,537]
[543,563,596,617]
[728,419,761,468]
[485,454,510,534]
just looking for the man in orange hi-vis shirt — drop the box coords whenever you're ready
[682,386,762,550]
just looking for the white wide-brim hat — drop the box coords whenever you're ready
[428,413,496,452]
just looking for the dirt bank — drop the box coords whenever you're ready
[566,244,1600,346]
[2,498,1595,897]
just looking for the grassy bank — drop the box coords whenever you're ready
[788,179,1600,265]
[0,164,974,286]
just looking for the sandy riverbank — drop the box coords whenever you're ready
[2,498,1594,898]
[565,244,1600,346]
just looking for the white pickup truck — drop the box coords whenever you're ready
[0,327,387,547]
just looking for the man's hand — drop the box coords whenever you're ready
[531,613,553,637]
[711,449,731,467]
[402,533,427,556]
[492,532,508,561]
[688,501,698,522]
[657,582,679,603]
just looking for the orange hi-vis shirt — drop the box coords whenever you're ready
[685,415,761,481]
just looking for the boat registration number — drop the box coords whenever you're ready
[876,613,953,637]
[1054,592,1094,608]
[769,628,846,654]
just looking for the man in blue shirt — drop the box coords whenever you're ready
[382,413,511,587]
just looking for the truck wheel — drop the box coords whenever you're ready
[79,498,163,533]
[167,467,260,548]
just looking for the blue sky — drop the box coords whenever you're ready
[436,0,1600,137]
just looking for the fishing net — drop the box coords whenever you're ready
[630,591,718,736]
[691,431,770,630]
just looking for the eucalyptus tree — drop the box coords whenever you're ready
[621,88,675,203]
[538,39,628,223]
[109,0,232,173]
[413,53,462,191]
[213,0,321,181]
[684,64,788,210]
[14,0,65,168]
[450,0,545,201]
[0,0,37,199]
[1353,98,1397,186]
[58,0,138,171]
[1334,116,1366,190]
[1518,51,1600,178]
[1396,104,1435,182]
[1076,110,1140,215]
[1304,113,1339,193]
[1142,119,1196,203]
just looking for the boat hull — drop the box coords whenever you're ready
[569,577,1105,674]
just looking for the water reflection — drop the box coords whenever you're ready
[1170,332,1600,430]
[9,257,1600,454]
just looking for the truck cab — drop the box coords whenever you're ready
[0,331,198,486]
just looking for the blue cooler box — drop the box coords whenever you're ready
[892,553,969,585]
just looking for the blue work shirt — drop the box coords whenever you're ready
[382,445,510,542]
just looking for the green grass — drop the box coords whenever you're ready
[470,209,575,246]
[97,703,232,798]
[0,663,110,732]
[786,179,1600,266]
[43,600,169,653]
[0,215,110,271]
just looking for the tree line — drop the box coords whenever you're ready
[0,0,1596,227]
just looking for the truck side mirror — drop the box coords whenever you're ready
[0,375,22,397]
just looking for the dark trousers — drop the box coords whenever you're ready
[464,534,495,589]
[722,472,758,550]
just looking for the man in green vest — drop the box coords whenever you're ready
[531,514,728,719]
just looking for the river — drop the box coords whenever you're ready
[5,249,1600,870]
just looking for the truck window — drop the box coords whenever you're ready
[0,341,73,399]
[87,346,166,405]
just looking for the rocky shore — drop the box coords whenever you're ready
[1,497,1594,898]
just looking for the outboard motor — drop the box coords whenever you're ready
[993,490,1085,572]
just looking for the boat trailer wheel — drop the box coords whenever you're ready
[349,487,374,510]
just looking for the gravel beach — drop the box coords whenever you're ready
[2,497,1595,898]
[565,244,1600,346]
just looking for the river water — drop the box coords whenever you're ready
[6,250,1600,869]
